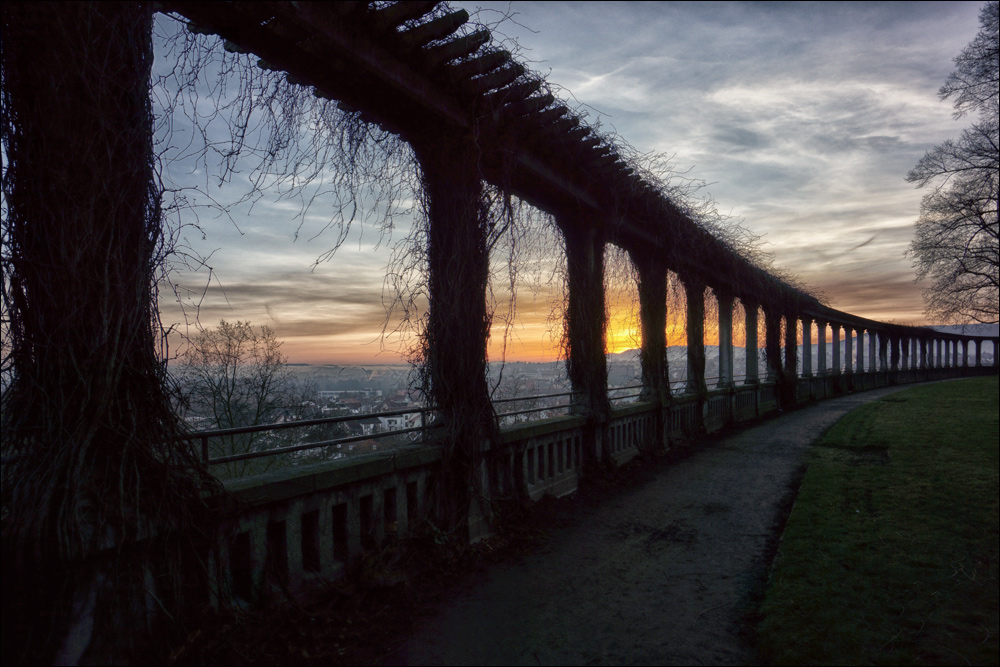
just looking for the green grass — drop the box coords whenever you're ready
[758,377,999,666]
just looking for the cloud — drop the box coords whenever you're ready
[156,2,988,363]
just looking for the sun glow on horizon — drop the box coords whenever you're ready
[606,318,640,355]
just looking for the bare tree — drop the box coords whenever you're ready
[178,319,307,477]
[907,1,999,324]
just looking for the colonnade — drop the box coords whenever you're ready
[416,144,997,471]
[552,231,998,423]
[4,3,997,648]
[8,0,993,534]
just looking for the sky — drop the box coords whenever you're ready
[154,1,988,365]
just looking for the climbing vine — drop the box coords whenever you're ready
[1,5,217,663]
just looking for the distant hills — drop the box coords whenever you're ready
[277,324,996,391]
[928,323,999,337]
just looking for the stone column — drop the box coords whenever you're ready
[844,326,854,377]
[633,254,669,402]
[744,302,759,385]
[817,321,828,376]
[960,340,969,367]
[855,328,865,373]
[802,317,813,377]
[782,313,799,404]
[764,308,782,382]
[717,291,734,388]
[976,339,983,367]
[910,338,918,371]
[831,324,842,376]
[632,251,670,451]
[901,336,910,371]
[415,131,503,534]
[920,338,928,369]
[879,333,889,372]
[890,335,901,372]
[684,278,708,399]
[868,329,878,373]
[560,216,610,466]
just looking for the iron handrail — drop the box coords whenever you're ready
[185,406,434,464]
[608,383,644,391]
[189,389,583,463]
[183,405,431,440]
[491,390,574,404]
[208,422,442,465]
[191,379,777,463]
[498,402,580,419]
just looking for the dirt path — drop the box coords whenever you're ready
[398,386,912,666]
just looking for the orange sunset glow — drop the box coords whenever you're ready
[155,3,990,367]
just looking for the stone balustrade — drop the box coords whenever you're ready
[207,355,996,605]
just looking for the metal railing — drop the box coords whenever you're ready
[609,383,644,403]
[493,390,577,419]
[187,364,876,467]
[182,373,778,466]
[185,406,437,465]
[186,389,583,466]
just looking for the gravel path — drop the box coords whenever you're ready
[400,386,912,666]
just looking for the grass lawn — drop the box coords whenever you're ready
[758,377,999,665]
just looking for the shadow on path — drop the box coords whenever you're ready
[401,385,915,666]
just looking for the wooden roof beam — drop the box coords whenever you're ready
[424,28,490,66]
[374,1,439,30]
[170,1,471,135]
[536,115,579,136]
[260,14,307,42]
[399,9,468,50]
[525,105,568,127]
[483,78,541,109]
[500,93,555,119]
[464,64,524,95]
[591,153,619,169]
[327,2,364,16]
[509,151,601,212]
[448,49,510,80]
